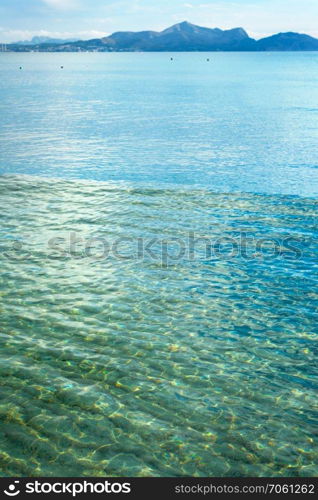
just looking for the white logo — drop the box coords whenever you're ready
[4,481,20,497]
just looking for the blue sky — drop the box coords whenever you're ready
[1,0,317,42]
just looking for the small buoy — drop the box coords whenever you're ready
[207,58,210,62]
[60,66,64,69]
[19,66,22,70]
[170,57,173,61]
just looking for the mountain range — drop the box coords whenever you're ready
[7,21,318,52]
[15,36,79,46]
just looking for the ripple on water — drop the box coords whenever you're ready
[0,175,317,477]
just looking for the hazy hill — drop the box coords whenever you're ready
[15,36,79,46]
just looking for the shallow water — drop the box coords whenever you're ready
[0,176,317,477]
[0,53,318,477]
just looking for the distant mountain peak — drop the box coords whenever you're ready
[229,27,248,36]
[257,31,318,50]
[15,35,79,45]
[161,21,199,33]
[171,21,193,27]
[178,21,192,27]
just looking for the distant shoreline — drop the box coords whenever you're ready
[2,21,318,52]
[2,49,318,53]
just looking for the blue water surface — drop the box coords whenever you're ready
[0,52,317,477]
[0,52,318,195]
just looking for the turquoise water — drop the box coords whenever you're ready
[0,52,318,195]
[0,53,317,477]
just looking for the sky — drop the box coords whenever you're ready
[0,0,318,43]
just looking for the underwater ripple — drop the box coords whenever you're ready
[0,175,317,477]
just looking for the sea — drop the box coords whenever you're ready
[0,52,317,477]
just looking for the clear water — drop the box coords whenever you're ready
[0,53,317,477]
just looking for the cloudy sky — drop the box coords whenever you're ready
[0,0,317,42]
